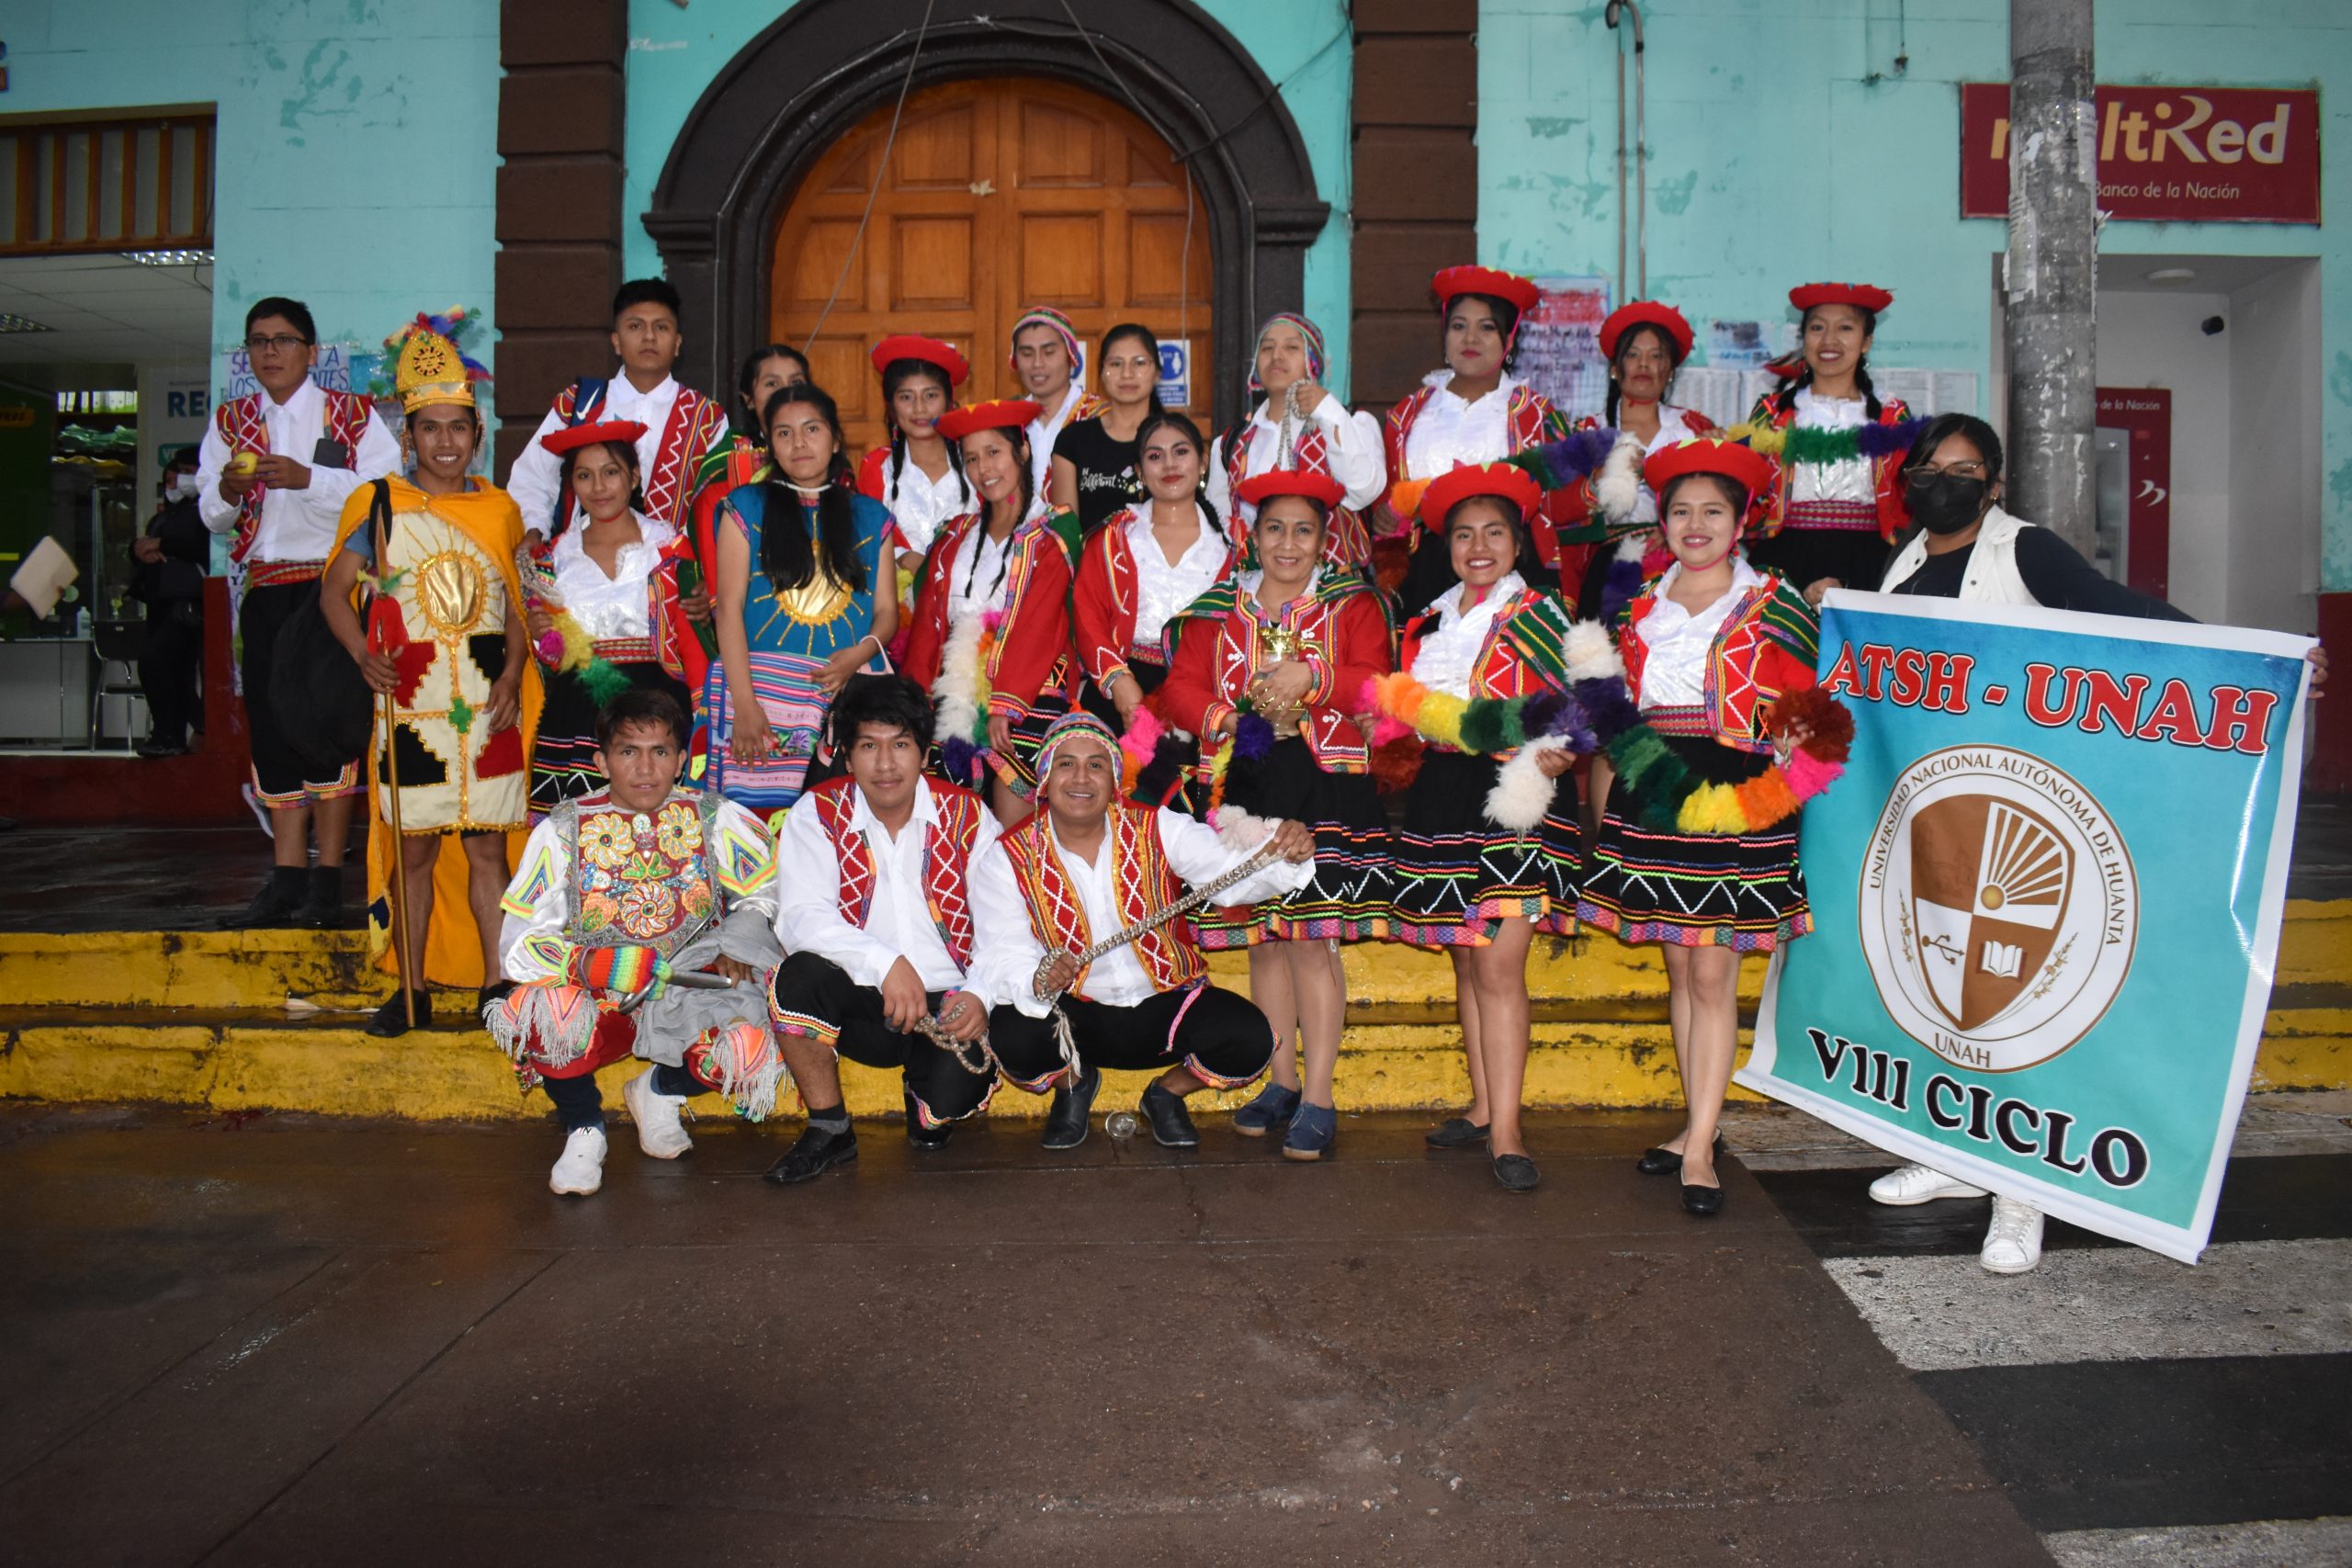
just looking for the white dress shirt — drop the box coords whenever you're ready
[1204,394,1386,525]
[877,450,976,557]
[1632,558,1764,709]
[1399,370,1519,480]
[1128,509,1228,648]
[967,806,1314,1017]
[549,512,673,639]
[1787,389,1873,505]
[1622,401,1708,526]
[1026,383,1088,502]
[1409,570,1526,700]
[774,779,995,993]
[507,374,720,536]
[195,376,401,562]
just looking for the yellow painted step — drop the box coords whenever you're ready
[6,898,2344,1014]
[2,995,2343,1122]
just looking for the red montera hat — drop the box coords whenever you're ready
[1642,438,1776,503]
[935,399,1042,443]
[871,333,971,387]
[1431,265,1542,317]
[1235,468,1347,509]
[1788,281,1894,315]
[1418,461,1544,524]
[540,419,648,457]
[1599,300,1695,361]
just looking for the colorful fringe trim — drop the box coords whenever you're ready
[1359,621,1852,834]
[1723,418,1923,465]
[934,608,1002,788]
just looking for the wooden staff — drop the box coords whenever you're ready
[371,490,416,1030]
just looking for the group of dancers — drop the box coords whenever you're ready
[197,264,2259,1274]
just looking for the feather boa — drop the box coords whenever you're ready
[1506,426,1621,491]
[515,542,631,700]
[933,608,1001,786]
[1360,625,1852,834]
[1724,418,1923,464]
[1591,435,1648,534]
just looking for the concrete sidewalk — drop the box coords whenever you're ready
[0,1103,2052,1567]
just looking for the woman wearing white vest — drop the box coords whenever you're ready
[1865,412,2324,1272]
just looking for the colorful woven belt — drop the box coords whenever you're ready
[243,558,326,590]
[1782,499,1879,532]
[592,637,656,663]
[1642,705,1713,738]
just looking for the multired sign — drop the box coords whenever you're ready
[1961,83,2320,225]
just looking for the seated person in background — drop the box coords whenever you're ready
[966,712,1316,1153]
[484,688,785,1197]
[763,674,1001,1186]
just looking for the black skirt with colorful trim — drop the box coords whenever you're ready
[1389,749,1579,947]
[1576,735,1810,951]
[528,655,693,817]
[1196,735,1393,947]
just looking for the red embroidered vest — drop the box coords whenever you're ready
[805,776,985,970]
[557,789,721,957]
[216,389,375,562]
[1001,803,1204,996]
[1221,419,1369,568]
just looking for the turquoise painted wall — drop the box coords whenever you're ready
[5,0,501,397]
[620,0,1356,398]
[1479,0,2352,596]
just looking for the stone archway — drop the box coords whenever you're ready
[642,0,1330,435]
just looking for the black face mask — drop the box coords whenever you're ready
[1906,471,1989,536]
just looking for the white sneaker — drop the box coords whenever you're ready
[548,1125,607,1196]
[1980,1196,2045,1274]
[1868,1162,1989,1206]
[623,1069,694,1159]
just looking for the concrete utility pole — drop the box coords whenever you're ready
[2005,0,2098,553]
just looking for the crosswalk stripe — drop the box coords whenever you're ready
[1820,1237,2352,1371]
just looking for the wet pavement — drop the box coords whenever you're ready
[0,1103,2054,1567]
[6,792,2346,934]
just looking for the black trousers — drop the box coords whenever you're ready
[988,982,1273,1093]
[240,578,353,803]
[767,952,995,1125]
[140,602,203,745]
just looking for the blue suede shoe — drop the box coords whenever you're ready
[1232,1082,1301,1137]
[1282,1100,1338,1162]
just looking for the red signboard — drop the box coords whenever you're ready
[1961,83,2320,225]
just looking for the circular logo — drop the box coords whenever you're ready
[1856,746,2136,1071]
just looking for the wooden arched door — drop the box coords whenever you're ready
[769,77,1215,458]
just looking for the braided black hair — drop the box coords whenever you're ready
[882,358,970,511]
[1774,306,1883,421]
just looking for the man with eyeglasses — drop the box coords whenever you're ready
[197,296,401,930]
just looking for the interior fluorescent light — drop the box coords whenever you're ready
[120,249,213,266]
[2144,266,2198,284]
[0,312,53,333]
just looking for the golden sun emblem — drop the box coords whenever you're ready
[413,549,486,636]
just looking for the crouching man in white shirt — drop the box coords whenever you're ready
[967,711,1317,1152]
[483,688,784,1196]
[763,675,1001,1185]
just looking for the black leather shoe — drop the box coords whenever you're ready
[765,1122,858,1185]
[1492,1154,1541,1192]
[1425,1116,1491,1150]
[1041,1066,1101,1150]
[364,989,431,1038]
[291,865,344,929]
[231,867,306,930]
[1681,1179,1725,1217]
[1138,1083,1199,1148]
[904,1091,954,1150]
[477,981,515,1023]
[1636,1134,1726,1177]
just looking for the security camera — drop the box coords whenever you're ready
[2199,316,2225,335]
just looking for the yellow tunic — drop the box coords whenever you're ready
[334,476,545,987]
